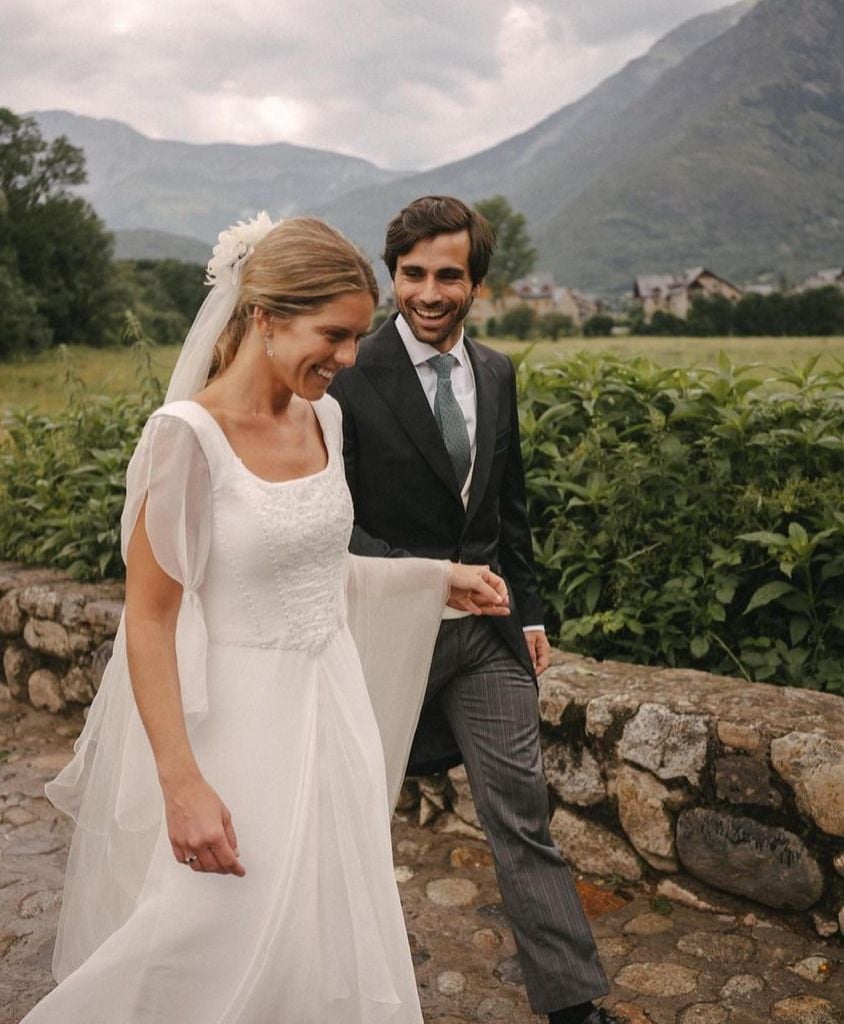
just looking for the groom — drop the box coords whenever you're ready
[330,196,611,1024]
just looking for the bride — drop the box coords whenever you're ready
[22,214,509,1023]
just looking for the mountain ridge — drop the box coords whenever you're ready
[28,0,842,293]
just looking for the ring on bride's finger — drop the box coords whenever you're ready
[185,855,198,864]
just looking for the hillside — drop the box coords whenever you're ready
[28,0,843,294]
[313,0,758,269]
[535,0,844,291]
[30,111,408,244]
[113,229,210,264]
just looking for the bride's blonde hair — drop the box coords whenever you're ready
[209,217,378,380]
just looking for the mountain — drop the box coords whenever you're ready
[30,110,409,245]
[313,0,760,270]
[113,229,211,264]
[533,0,844,291]
[30,0,843,293]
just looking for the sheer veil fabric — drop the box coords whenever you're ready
[37,222,452,1004]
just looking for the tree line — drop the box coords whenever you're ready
[0,109,206,359]
[2,105,841,359]
[633,290,844,338]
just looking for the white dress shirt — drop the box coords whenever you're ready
[395,315,544,635]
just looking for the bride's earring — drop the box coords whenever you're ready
[264,330,275,359]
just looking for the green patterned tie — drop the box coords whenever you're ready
[427,353,471,488]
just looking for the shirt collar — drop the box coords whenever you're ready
[395,314,467,368]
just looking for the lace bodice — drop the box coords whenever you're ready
[144,397,354,655]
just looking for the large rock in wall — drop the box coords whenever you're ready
[0,563,124,715]
[2,561,843,932]
[410,651,844,933]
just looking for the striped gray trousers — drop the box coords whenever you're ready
[424,616,609,1014]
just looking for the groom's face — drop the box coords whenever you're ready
[392,230,480,353]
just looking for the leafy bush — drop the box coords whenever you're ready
[536,312,575,340]
[3,341,844,693]
[582,314,615,337]
[499,304,536,340]
[0,325,162,579]
[516,351,844,693]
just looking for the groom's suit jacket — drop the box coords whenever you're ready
[330,315,546,773]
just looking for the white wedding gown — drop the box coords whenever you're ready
[22,396,449,1024]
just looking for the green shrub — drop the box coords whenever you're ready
[3,341,844,693]
[499,304,536,340]
[537,312,575,340]
[517,351,844,693]
[0,326,162,579]
[581,314,615,337]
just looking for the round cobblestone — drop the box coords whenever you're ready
[719,974,765,1000]
[493,957,523,985]
[436,971,467,996]
[19,890,62,919]
[475,996,515,1019]
[597,937,636,959]
[623,912,675,936]
[615,962,699,997]
[471,928,501,954]
[394,865,415,884]
[789,955,834,984]
[772,995,843,1023]
[677,1005,728,1024]
[450,845,493,869]
[2,807,36,826]
[676,930,756,963]
[426,877,479,907]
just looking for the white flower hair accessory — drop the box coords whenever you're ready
[205,210,277,292]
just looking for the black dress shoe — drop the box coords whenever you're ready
[548,1006,621,1024]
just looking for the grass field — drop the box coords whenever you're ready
[3,336,844,415]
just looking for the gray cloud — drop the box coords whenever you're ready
[0,0,732,169]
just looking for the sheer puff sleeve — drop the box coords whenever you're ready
[45,410,213,982]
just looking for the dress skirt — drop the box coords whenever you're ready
[21,629,424,1024]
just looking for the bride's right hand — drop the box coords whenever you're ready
[162,772,246,877]
[447,563,511,616]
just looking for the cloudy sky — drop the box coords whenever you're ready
[2,0,732,170]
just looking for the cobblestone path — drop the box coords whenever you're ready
[2,695,842,1023]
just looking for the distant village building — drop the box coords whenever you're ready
[467,274,599,327]
[798,268,844,292]
[633,267,742,321]
[511,273,557,313]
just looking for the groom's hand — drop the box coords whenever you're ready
[524,629,551,675]
[447,563,511,616]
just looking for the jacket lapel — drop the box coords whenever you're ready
[465,337,497,524]
[361,319,463,501]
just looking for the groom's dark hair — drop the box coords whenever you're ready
[382,195,496,286]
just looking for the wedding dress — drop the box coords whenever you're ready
[22,394,449,1023]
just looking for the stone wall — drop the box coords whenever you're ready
[0,564,122,713]
[2,562,843,934]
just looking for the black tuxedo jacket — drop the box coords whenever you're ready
[330,315,545,772]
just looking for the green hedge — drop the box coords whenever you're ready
[0,337,161,579]
[518,351,844,693]
[2,348,843,692]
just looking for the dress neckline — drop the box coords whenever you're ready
[185,398,331,487]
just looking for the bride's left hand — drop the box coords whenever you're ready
[447,563,511,616]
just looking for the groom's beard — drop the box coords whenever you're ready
[397,293,475,350]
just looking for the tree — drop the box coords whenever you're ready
[686,294,734,336]
[0,108,120,352]
[498,304,536,340]
[582,314,615,338]
[537,311,575,340]
[474,195,536,304]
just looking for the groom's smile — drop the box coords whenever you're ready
[393,230,480,352]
